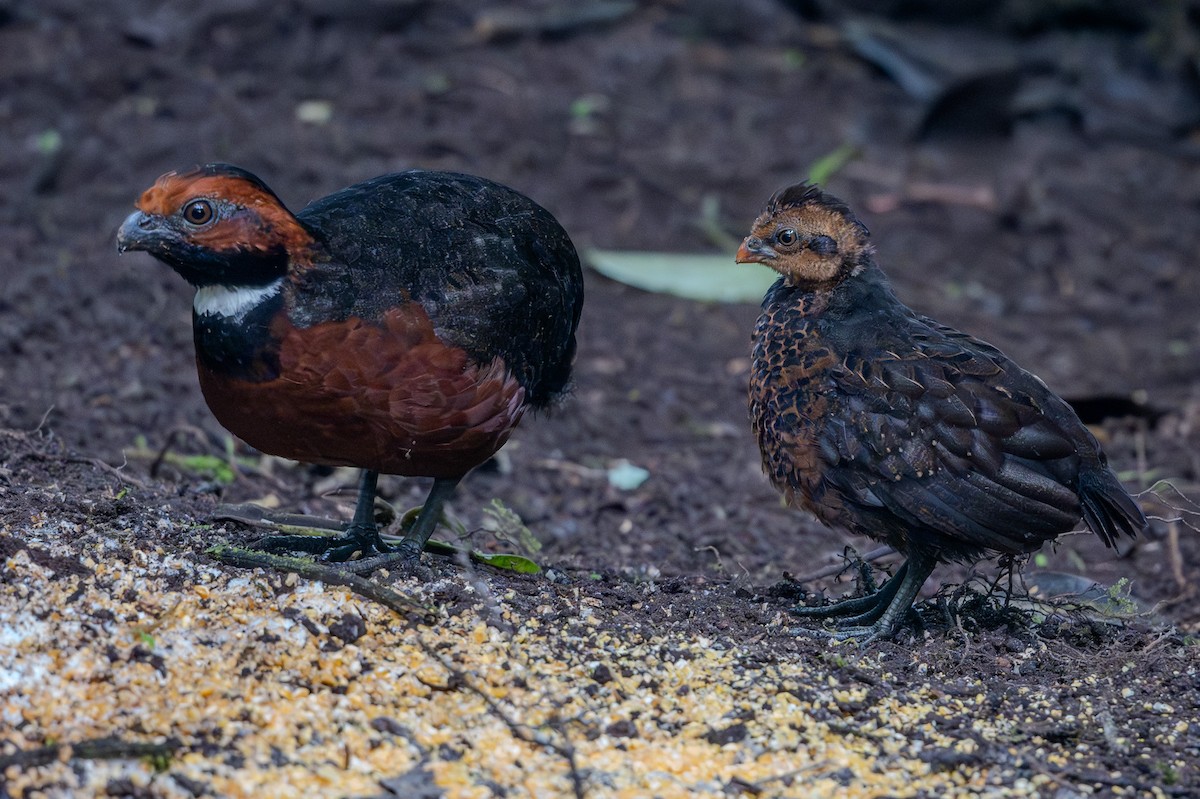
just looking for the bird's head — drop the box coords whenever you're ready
[736,183,873,291]
[116,164,315,287]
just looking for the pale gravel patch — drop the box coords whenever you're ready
[2,521,1195,798]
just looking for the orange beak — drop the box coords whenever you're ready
[736,237,774,264]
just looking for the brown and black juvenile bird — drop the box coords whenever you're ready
[737,183,1145,641]
[117,164,583,562]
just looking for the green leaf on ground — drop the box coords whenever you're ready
[177,455,236,484]
[586,250,777,303]
[806,143,858,185]
[468,552,541,574]
[126,436,243,484]
[422,538,543,574]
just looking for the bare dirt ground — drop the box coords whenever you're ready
[2,1,1200,797]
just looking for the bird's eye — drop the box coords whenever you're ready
[776,228,798,247]
[182,199,214,226]
[809,235,838,255]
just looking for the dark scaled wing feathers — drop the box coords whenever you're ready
[817,319,1138,558]
[294,170,583,407]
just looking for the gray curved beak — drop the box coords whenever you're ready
[116,210,154,253]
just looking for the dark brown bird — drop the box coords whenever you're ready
[117,164,583,562]
[737,183,1145,641]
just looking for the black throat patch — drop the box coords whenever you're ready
[192,290,284,382]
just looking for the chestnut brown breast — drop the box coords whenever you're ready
[750,291,840,515]
[197,304,526,479]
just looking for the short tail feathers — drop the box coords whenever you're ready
[1078,468,1147,547]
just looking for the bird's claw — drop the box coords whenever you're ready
[319,522,393,562]
[251,521,392,562]
[789,602,921,644]
[252,534,343,556]
[322,541,371,562]
[789,624,890,645]
[326,543,431,579]
[791,595,882,620]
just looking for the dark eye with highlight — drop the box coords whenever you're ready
[776,227,798,247]
[809,235,838,255]
[182,199,215,226]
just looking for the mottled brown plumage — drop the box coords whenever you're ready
[738,183,1145,641]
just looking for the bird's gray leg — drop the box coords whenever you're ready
[791,561,909,618]
[791,551,937,643]
[392,477,462,560]
[254,470,387,560]
[325,470,388,560]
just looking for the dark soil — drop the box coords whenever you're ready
[3,0,1200,794]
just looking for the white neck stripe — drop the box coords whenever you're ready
[193,279,283,320]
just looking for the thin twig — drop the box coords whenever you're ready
[411,637,587,799]
[726,761,833,794]
[1134,423,1149,487]
[74,455,150,489]
[694,545,725,573]
[474,0,635,42]
[1167,521,1187,591]
[21,453,150,490]
[864,182,996,214]
[214,503,345,534]
[1141,480,1200,526]
[792,545,895,584]
[0,737,179,771]
[213,504,531,575]
[32,405,55,434]
[206,544,438,619]
[149,427,192,478]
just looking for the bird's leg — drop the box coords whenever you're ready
[324,470,388,561]
[252,470,388,560]
[391,477,461,561]
[834,552,936,642]
[833,553,934,641]
[317,477,463,575]
[792,552,937,643]
[792,561,909,619]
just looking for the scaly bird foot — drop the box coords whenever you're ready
[251,523,390,561]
